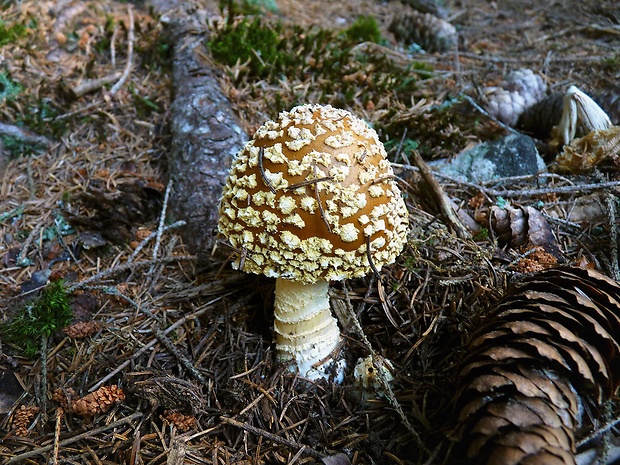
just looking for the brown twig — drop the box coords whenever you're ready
[52,407,63,465]
[258,147,277,193]
[153,328,211,386]
[68,256,196,292]
[366,235,381,280]
[314,168,332,233]
[286,176,334,190]
[409,150,471,239]
[220,416,325,460]
[88,294,228,392]
[6,413,143,463]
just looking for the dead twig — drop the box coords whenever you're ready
[6,412,143,463]
[393,163,620,198]
[68,256,196,292]
[220,416,325,460]
[461,94,519,135]
[110,6,135,96]
[152,181,173,262]
[606,194,620,281]
[88,294,229,392]
[0,122,52,147]
[409,149,471,239]
[71,72,122,97]
[127,220,186,264]
[153,328,211,386]
[52,407,63,465]
[258,147,277,193]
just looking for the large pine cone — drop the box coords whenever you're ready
[481,69,547,127]
[453,267,620,465]
[389,10,457,53]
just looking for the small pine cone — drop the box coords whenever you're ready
[389,10,457,53]
[453,267,620,465]
[64,320,102,339]
[52,387,77,411]
[72,385,125,417]
[163,410,197,432]
[490,205,561,258]
[482,69,547,126]
[12,405,40,437]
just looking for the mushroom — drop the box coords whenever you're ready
[218,104,409,381]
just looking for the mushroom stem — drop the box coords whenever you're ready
[273,278,344,382]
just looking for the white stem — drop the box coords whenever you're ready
[273,279,344,382]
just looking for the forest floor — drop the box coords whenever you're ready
[1,0,620,464]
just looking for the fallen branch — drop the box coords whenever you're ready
[409,149,471,239]
[393,163,620,198]
[71,72,122,97]
[153,328,210,385]
[0,122,52,147]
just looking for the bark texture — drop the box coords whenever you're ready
[151,2,248,263]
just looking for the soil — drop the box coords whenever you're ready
[1,0,619,464]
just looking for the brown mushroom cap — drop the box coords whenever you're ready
[218,104,409,283]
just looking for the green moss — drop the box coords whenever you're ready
[1,135,47,159]
[208,17,426,118]
[18,98,67,139]
[473,227,489,241]
[0,71,22,101]
[1,280,73,357]
[209,18,285,78]
[0,18,28,46]
[341,15,382,44]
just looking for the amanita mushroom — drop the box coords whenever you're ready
[218,104,409,381]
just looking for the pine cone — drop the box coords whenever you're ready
[490,205,561,258]
[389,10,457,53]
[52,387,77,411]
[12,405,39,437]
[72,385,125,417]
[481,69,547,126]
[519,87,620,140]
[163,410,197,432]
[453,267,620,465]
[518,92,565,139]
[64,320,102,339]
